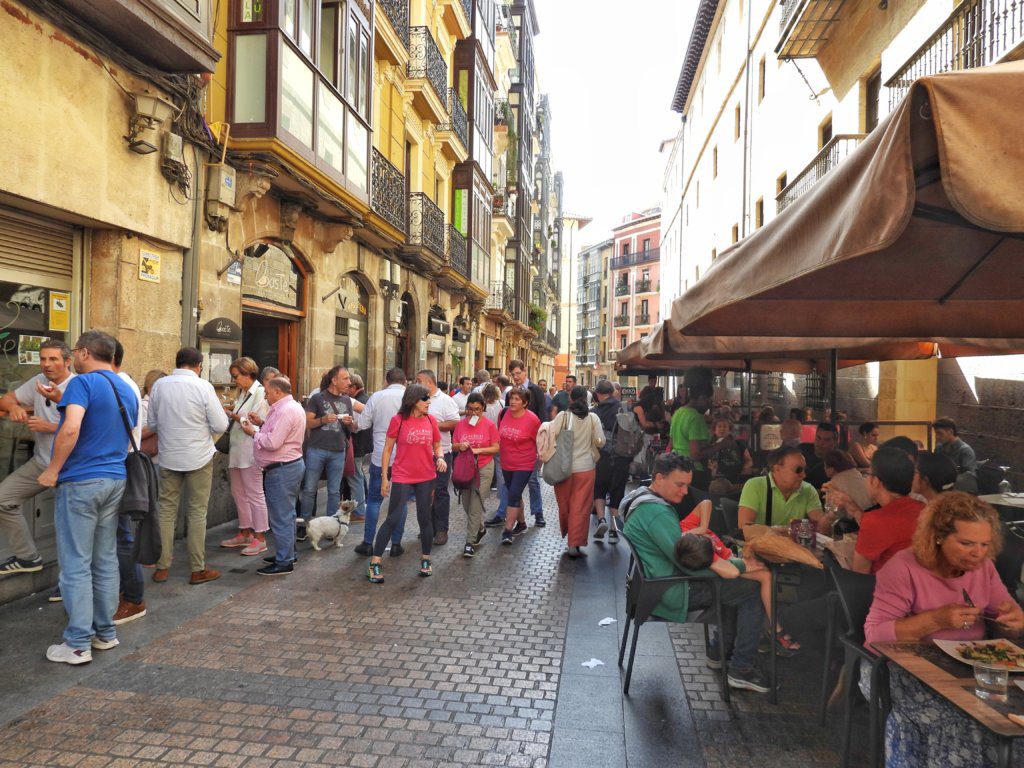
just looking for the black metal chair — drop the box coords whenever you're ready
[618,530,730,701]
[720,497,740,535]
[822,550,888,768]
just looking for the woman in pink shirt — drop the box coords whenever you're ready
[497,388,540,546]
[865,493,1024,767]
[452,393,499,557]
[369,385,445,582]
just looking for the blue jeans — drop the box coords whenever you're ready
[266,459,305,565]
[55,477,126,649]
[301,447,345,519]
[689,577,765,672]
[346,454,367,515]
[528,460,544,517]
[117,514,143,605]
[363,463,404,546]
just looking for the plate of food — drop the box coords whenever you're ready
[934,638,1024,670]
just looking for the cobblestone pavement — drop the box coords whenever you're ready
[0,481,870,767]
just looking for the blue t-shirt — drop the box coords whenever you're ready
[57,370,138,483]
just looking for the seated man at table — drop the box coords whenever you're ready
[802,421,837,491]
[738,445,827,532]
[851,447,924,575]
[622,453,771,693]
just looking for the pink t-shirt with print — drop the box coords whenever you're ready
[453,416,500,467]
[386,413,441,484]
[498,409,541,471]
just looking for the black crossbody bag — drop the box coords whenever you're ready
[99,372,159,522]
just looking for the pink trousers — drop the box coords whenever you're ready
[230,466,269,533]
[554,470,596,547]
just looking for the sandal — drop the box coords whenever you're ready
[367,561,384,584]
[419,557,432,577]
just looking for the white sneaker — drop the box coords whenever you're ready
[91,636,120,651]
[46,642,92,665]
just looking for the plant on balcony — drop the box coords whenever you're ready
[528,303,547,334]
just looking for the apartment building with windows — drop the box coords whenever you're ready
[608,210,661,366]
[575,238,613,386]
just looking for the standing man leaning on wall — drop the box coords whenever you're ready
[147,347,229,586]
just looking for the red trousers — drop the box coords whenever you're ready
[554,469,596,547]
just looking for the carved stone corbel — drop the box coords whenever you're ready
[235,172,272,207]
[280,200,304,243]
[322,223,355,253]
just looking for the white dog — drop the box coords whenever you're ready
[307,501,356,551]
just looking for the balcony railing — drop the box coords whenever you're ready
[576,353,599,366]
[494,97,509,127]
[497,2,519,52]
[441,88,469,149]
[635,313,651,325]
[776,134,866,212]
[459,0,472,26]
[493,195,512,218]
[635,279,652,293]
[371,149,407,234]
[885,0,1024,108]
[614,281,630,296]
[486,280,514,314]
[613,314,629,327]
[545,329,559,349]
[408,27,448,110]
[610,248,660,270]
[379,0,410,49]
[446,225,469,278]
[408,192,445,258]
[776,0,845,58]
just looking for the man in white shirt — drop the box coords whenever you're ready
[147,346,229,585]
[472,369,491,395]
[452,377,473,416]
[416,369,460,546]
[0,340,74,576]
[353,367,407,555]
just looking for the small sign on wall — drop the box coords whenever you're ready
[139,249,161,283]
[49,291,70,332]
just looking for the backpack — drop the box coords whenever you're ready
[541,411,574,485]
[451,448,479,491]
[612,412,645,458]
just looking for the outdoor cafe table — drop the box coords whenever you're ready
[981,494,1024,512]
[872,641,1024,767]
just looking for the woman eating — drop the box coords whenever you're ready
[451,393,499,557]
[865,493,1024,766]
[498,387,541,546]
[369,384,446,582]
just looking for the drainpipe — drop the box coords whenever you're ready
[181,146,205,347]
[740,1,754,237]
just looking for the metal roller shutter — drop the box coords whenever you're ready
[0,207,74,280]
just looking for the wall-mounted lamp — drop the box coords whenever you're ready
[127,93,176,154]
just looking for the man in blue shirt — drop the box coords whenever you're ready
[38,331,137,665]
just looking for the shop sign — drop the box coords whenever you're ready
[243,248,301,308]
[427,336,445,353]
[428,317,451,336]
[619,386,637,398]
[139,249,160,283]
[201,316,243,341]
[450,342,466,358]
[336,276,366,318]
[452,327,471,343]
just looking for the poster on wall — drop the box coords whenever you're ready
[48,291,70,332]
[139,250,161,283]
[226,260,242,285]
[18,335,48,365]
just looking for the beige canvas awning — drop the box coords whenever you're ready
[671,61,1024,339]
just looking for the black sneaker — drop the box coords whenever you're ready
[463,544,476,558]
[0,554,43,576]
[389,543,405,558]
[727,667,772,693]
[353,542,373,556]
[472,527,487,545]
[533,514,547,528]
[511,521,528,536]
[484,515,505,528]
[594,519,609,539]
[608,529,620,544]
[501,531,514,545]
[295,519,307,542]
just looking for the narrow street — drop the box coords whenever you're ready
[0,486,860,768]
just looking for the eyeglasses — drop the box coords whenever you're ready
[419,395,430,402]
[792,465,806,475]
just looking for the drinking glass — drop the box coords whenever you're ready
[974,662,1009,702]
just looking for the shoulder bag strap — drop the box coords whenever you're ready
[99,371,139,453]
[764,473,773,527]
[231,391,253,432]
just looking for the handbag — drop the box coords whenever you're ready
[452,445,480,491]
[215,391,252,454]
[542,411,574,485]
[99,372,160,524]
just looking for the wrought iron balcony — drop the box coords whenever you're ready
[776,134,866,212]
[545,329,559,349]
[485,280,514,314]
[635,279,652,293]
[379,0,410,50]
[460,0,472,26]
[408,192,445,258]
[613,314,629,327]
[408,27,448,110]
[610,248,660,270]
[371,149,407,234]
[885,0,1023,108]
[634,313,651,325]
[494,97,509,127]
[497,2,518,52]
[445,225,469,278]
[614,281,630,296]
[576,353,599,366]
[492,195,511,218]
[776,0,846,59]
[441,88,469,150]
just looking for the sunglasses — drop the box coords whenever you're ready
[792,465,806,474]
[419,395,430,402]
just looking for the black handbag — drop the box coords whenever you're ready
[100,372,159,523]
[215,391,252,454]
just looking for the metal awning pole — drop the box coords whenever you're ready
[745,359,754,452]
[830,349,838,421]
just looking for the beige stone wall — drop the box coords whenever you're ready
[0,3,193,248]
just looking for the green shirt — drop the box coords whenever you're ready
[738,473,821,527]
[669,405,710,470]
[623,499,744,623]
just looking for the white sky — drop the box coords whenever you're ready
[533,0,694,247]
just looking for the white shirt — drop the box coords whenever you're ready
[228,380,267,469]
[147,368,230,471]
[356,383,405,466]
[14,372,74,467]
[116,371,143,449]
[452,390,470,415]
[427,389,460,453]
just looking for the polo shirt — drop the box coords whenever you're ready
[427,389,460,453]
[738,473,821,527]
[669,406,710,470]
[855,495,925,573]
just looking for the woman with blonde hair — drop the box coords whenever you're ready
[865,493,1024,766]
[219,357,270,556]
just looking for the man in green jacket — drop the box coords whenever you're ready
[622,452,771,693]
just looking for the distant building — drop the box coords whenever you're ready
[608,210,661,366]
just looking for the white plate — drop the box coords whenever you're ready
[934,638,1024,671]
